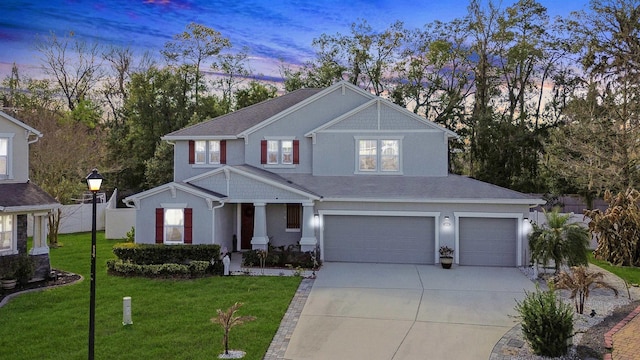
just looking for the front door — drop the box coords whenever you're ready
[241,203,254,249]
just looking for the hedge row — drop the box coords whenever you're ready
[106,259,219,278]
[112,243,221,265]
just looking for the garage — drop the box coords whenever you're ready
[322,215,435,264]
[458,217,518,267]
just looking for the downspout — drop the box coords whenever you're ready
[26,130,42,144]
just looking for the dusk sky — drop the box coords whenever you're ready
[1,0,588,80]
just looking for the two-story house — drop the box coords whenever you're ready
[124,81,544,267]
[0,111,60,279]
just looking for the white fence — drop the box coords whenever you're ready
[27,189,136,240]
[528,210,597,249]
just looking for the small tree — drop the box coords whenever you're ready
[211,302,256,356]
[515,284,574,357]
[554,266,618,314]
[586,188,640,266]
[529,209,590,274]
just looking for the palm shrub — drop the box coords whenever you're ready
[554,266,618,314]
[211,302,256,356]
[515,285,574,357]
[529,209,590,274]
[586,188,640,266]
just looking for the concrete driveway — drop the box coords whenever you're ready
[284,263,537,360]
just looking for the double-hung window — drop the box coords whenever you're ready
[189,140,226,165]
[356,137,401,173]
[155,207,193,244]
[0,136,11,179]
[261,139,299,166]
[0,214,13,253]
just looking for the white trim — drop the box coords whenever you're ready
[239,81,376,138]
[0,134,14,180]
[184,166,321,201]
[354,136,403,175]
[160,203,188,209]
[317,210,440,263]
[318,197,545,205]
[0,112,42,138]
[453,212,524,267]
[161,135,237,141]
[0,213,17,255]
[123,182,223,209]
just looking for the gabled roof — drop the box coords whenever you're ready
[0,182,60,212]
[305,98,459,139]
[122,182,225,209]
[0,111,42,138]
[162,88,323,140]
[184,164,321,200]
[279,173,545,205]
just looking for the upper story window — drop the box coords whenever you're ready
[0,135,12,179]
[356,137,402,174]
[261,139,299,166]
[189,140,226,165]
[0,214,13,253]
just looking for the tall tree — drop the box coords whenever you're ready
[161,23,231,108]
[35,31,104,111]
[545,0,640,199]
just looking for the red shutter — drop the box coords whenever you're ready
[260,140,267,164]
[155,208,164,244]
[184,208,193,244]
[220,140,227,164]
[293,140,300,164]
[188,140,195,164]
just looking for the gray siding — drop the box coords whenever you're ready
[0,119,31,182]
[173,139,245,182]
[134,189,214,245]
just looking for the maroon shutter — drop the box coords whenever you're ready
[184,208,193,244]
[220,140,227,164]
[155,208,164,243]
[188,140,195,164]
[260,140,267,164]
[293,140,299,164]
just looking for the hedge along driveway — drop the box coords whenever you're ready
[0,232,301,360]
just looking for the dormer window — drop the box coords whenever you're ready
[189,140,226,165]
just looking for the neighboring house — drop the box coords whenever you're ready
[0,111,60,279]
[124,81,544,267]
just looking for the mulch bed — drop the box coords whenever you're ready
[0,269,82,305]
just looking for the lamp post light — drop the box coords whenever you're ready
[86,169,103,360]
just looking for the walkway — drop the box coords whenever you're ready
[606,305,640,360]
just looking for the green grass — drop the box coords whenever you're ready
[0,232,301,360]
[588,252,640,286]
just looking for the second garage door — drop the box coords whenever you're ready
[323,215,435,264]
[458,217,517,267]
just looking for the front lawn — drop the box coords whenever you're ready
[0,232,301,360]
[589,252,640,286]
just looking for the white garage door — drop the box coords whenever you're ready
[323,215,435,264]
[459,217,517,267]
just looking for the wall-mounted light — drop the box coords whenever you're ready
[442,216,452,227]
[313,214,320,228]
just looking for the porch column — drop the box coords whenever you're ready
[251,203,269,250]
[299,202,317,252]
[29,213,50,256]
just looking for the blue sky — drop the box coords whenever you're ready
[0,0,586,79]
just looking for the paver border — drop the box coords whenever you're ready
[603,304,640,360]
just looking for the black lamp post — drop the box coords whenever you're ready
[86,169,103,360]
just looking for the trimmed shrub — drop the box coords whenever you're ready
[242,249,320,269]
[112,243,220,265]
[107,259,212,278]
[515,285,574,357]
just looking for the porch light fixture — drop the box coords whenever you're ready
[313,214,320,228]
[86,168,103,360]
[442,216,452,227]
